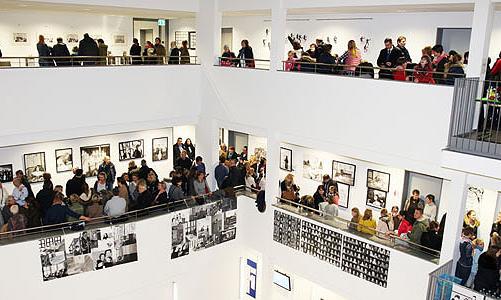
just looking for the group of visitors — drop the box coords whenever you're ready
[282,35,467,85]
[22,33,191,67]
[219,40,255,68]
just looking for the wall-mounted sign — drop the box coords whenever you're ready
[158,19,166,26]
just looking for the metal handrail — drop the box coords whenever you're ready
[274,196,441,259]
[215,57,270,70]
[0,185,245,240]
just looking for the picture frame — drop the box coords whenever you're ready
[332,160,356,186]
[303,153,324,182]
[118,140,144,161]
[279,147,292,171]
[13,32,28,44]
[66,33,79,44]
[24,152,46,183]
[337,182,350,209]
[367,169,390,192]
[0,164,14,183]
[152,137,168,161]
[55,148,73,173]
[188,31,197,49]
[80,144,110,177]
[113,34,126,45]
[366,188,387,209]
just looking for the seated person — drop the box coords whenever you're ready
[376,208,394,238]
[358,208,376,235]
[323,196,339,220]
[420,221,443,252]
[44,192,91,225]
[104,187,127,218]
[406,208,429,245]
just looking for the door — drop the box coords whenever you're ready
[228,130,248,154]
[140,29,154,48]
[221,28,234,53]
[436,28,472,54]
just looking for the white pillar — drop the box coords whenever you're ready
[467,0,494,78]
[196,0,222,66]
[265,131,281,205]
[270,0,287,72]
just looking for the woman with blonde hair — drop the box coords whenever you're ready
[358,208,376,235]
[280,174,299,202]
[349,207,361,231]
[339,40,361,73]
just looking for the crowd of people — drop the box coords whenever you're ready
[454,209,501,296]
[282,36,467,85]
[280,175,444,253]
[0,33,192,67]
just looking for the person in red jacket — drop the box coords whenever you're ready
[413,55,435,84]
[397,210,413,237]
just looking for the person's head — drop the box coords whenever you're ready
[411,189,420,200]
[450,53,462,65]
[6,196,15,206]
[397,36,406,48]
[242,146,248,153]
[97,39,104,45]
[98,172,107,183]
[384,38,393,49]
[170,41,177,49]
[473,238,484,251]
[15,170,24,178]
[196,171,205,182]
[141,159,147,167]
[429,221,440,232]
[348,40,357,54]
[420,55,432,68]
[431,45,444,56]
[185,138,192,145]
[328,185,336,194]
[219,155,226,164]
[117,177,126,187]
[131,173,139,183]
[103,156,110,164]
[39,35,45,44]
[246,168,255,177]
[54,185,63,193]
[69,194,81,204]
[322,174,331,183]
[137,180,147,193]
[287,50,295,59]
[284,173,294,183]
[425,194,435,205]
[91,193,101,204]
[421,46,432,57]
[316,185,325,195]
[462,226,475,239]
[177,137,183,145]
[496,211,501,223]
[121,173,129,182]
[363,209,373,220]
[229,146,235,153]
[315,39,323,46]
[195,156,203,164]
[147,170,157,182]
[57,37,63,43]
[112,187,120,197]
[75,168,83,177]
[10,204,19,215]
[12,178,21,188]
[323,44,332,53]
[380,208,388,217]
[84,33,90,39]
[180,150,187,158]
[466,210,477,221]
[241,39,249,48]
[133,38,139,45]
[352,207,361,219]
[391,206,399,216]
[53,192,65,204]
[327,195,336,205]
[182,40,188,48]
[414,207,423,220]
[309,43,316,52]
[396,57,407,67]
[155,37,161,45]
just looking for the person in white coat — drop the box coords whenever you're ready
[423,194,438,222]
[376,208,394,238]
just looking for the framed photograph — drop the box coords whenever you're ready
[367,169,390,192]
[38,33,55,44]
[55,148,73,173]
[337,182,350,209]
[80,144,110,177]
[188,31,197,49]
[279,147,292,171]
[13,33,28,44]
[113,34,126,45]
[0,164,14,183]
[67,33,79,44]
[366,188,387,209]
[24,152,46,183]
[332,161,356,186]
[303,153,324,182]
[118,140,144,161]
[152,137,168,161]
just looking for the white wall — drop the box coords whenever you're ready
[169,18,198,56]
[222,16,271,60]
[16,0,199,12]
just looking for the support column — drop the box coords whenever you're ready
[196,0,222,67]
[467,0,494,78]
[270,0,287,72]
[265,131,281,206]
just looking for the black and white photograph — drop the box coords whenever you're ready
[13,32,28,43]
[39,33,54,44]
[171,198,237,259]
[450,284,485,300]
[273,210,301,250]
[40,236,68,281]
[280,147,292,171]
[367,169,390,192]
[366,188,387,209]
[254,147,267,160]
[337,182,350,209]
[113,34,126,44]
[67,33,79,43]
[24,152,46,183]
[118,139,144,161]
[332,161,356,186]
[55,148,73,173]
[303,153,324,182]
[80,144,110,177]
[188,31,197,49]
[0,164,13,183]
[152,137,168,161]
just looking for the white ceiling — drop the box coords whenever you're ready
[0,0,196,18]
[287,3,475,15]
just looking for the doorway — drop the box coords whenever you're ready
[221,27,233,53]
[228,130,248,154]
[436,28,472,54]
[133,18,169,47]
[140,29,153,48]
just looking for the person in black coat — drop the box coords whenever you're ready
[222,160,244,189]
[396,36,412,63]
[316,44,337,74]
[184,138,196,160]
[377,38,403,80]
[173,137,185,163]
[237,40,254,68]
[130,38,142,65]
[65,168,86,197]
[78,33,99,65]
[175,151,193,171]
[52,38,71,66]
[313,185,326,210]
[36,180,55,217]
[420,221,443,252]
[474,246,501,294]
[221,45,236,66]
[136,182,153,209]
[168,41,180,65]
[322,175,338,196]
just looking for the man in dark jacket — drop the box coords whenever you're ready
[175,151,193,171]
[52,37,70,66]
[65,168,86,197]
[316,44,337,74]
[431,44,448,84]
[322,175,338,195]
[78,33,99,65]
[420,221,443,253]
[36,180,55,217]
[222,159,245,188]
[154,37,166,64]
[377,38,402,79]
[138,159,156,180]
[44,193,90,225]
[396,36,411,63]
[130,38,142,65]
[173,137,185,163]
[98,157,116,191]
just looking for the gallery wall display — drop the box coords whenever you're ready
[450,283,487,300]
[171,197,237,259]
[113,34,126,45]
[303,153,324,182]
[67,33,79,44]
[273,210,301,250]
[279,147,292,172]
[118,139,144,161]
[188,31,197,49]
[337,183,350,209]
[39,223,138,282]
[13,32,28,44]
[0,164,13,183]
[152,137,169,162]
[273,209,391,288]
[332,160,356,186]
[367,169,390,192]
[80,144,111,177]
[55,148,73,173]
[366,188,387,210]
[24,152,46,183]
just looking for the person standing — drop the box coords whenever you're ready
[455,227,475,286]
[66,168,86,197]
[12,178,28,206]
[104,187,126,217]
[238,39,255,68]
[130,38,142,65]
[184,138,195,160]
[98,157,116,191]
[52,37,70,66]
[338,40,362,74]
[154,37,166,64]
[396,36,412,62]
[179,40,190,64]
[168,41,180,64]
[431,44,448,84]
[173,138,185,163]
[78,33,99,66]
[37,35,53,67]
[423,194,438,222]
[214,156,229,189]
[404,189,424,222]
[97,39,108,66]
[376,38,402,80]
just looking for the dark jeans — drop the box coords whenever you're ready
[455,262,472,286]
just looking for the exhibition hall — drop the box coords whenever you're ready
[1,0,501,300]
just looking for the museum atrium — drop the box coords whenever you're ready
[1,0,501,299]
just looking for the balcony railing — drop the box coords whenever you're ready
[274,196,441,263]
[0,55,199,68]
[447,78,501,159]
[215,57,270,70]
[280,60,465,86]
